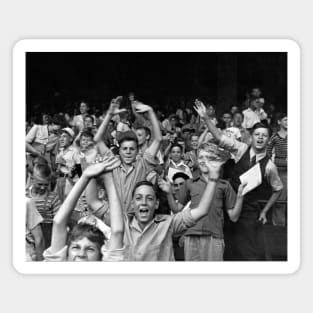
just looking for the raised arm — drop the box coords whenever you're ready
[134,102,162,158]
[102,172,124,250]
[194,100,222,143]
[94,96,125,144]
[158,177,183,213]
[50,156,120,253]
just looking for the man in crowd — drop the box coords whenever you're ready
[94,97,162,215]
[194,99,283,261]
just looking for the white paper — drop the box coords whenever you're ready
[239,163,262,196]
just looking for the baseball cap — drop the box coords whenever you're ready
[61,127,75,138]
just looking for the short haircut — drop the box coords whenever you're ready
[170,143,183,152]
[222,111,232,117]
[68,223,106,252]
[81,130,94,139]
[83,114,94,123]
[118,130,139,147]
[136,126,151,139]
[132,180,155,198]
[233,111,243,118]
[251,122,270,135]
[33,163,51,179]
[277,112,287,120]
[172,172,190,181]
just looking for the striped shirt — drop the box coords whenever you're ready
[26,187,61,223]
[267,132,288,168]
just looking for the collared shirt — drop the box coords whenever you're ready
[26,124,59,155]
[219,134,283,191]
[124,208,196,261]
[176,175,237,238]
[56,145,81,174]
[110,151,158,214]
[167,159,193,182]
[242,108,260,129]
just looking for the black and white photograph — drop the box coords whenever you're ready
[13,39,300,274]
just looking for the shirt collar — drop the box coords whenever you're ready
[170,159,185,168]
[249,148,266,163]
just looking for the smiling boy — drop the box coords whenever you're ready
[123,157,222,261]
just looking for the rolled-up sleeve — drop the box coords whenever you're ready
[43,245,68,262]
[219,134,248,163]
[26,125,38,144]
[171,206,196,236]
[101,245,125,262]
[265,161,284,192]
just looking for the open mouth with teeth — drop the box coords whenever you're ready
[139,208,149,214]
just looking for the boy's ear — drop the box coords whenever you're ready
[155,199,159,211]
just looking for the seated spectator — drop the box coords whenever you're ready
[26,162,61,249]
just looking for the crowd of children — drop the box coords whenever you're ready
[25,87,287,262]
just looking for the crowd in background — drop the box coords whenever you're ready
[25,87,288,262]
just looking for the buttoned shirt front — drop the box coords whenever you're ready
[110,151,158,214]
[124,208,196,261]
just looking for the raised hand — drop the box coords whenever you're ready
[84,156,121,178]
[158,177,172,194]
[193,99,207,118]
[108,96,126,115]
[237,183,247,198]
[133,101,152,113]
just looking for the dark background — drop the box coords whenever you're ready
[26,52,287,117]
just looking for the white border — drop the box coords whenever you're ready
[13,39,300,274]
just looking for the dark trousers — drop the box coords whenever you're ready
[230,219,266,261]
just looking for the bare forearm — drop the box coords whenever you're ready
[228,196,244,222]
[166,193,180,213]
[203,116,222,142]
[86,178,103,212]
[103,173,124,249]
[261,190,282,214]
[26,143,40,156]
[94,112,112,143]
[54,174,89,225]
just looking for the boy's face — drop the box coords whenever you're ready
[172,177,186,195]
[191,135,199,150]
[222,113,232,127]
[136,129,148,146]
[233,113,243,127]
[170,147,182,163]
[207,105,215,116]
[59,132,72,148]
[197,150,212,174]
[80,102,88,114]
[279,117,288,130]
[132,185,159,227]
[84,117,93,129]
[80,135,92,150]
[68,237,101,262]
[251,127,270,151]
[119,140,138,165]
[32,174,50,195]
